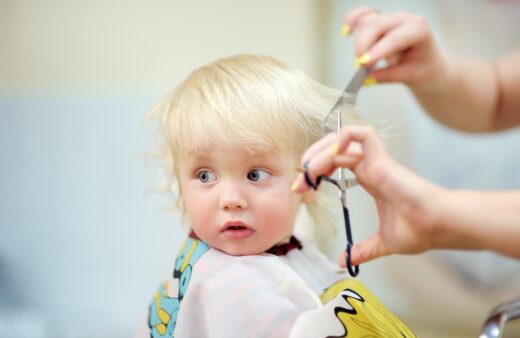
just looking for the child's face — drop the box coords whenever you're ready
[179,142,303,256]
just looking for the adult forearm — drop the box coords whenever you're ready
[433,189,520,259]
[411,56,500,133]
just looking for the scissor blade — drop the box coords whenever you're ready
[344,66,369,98]
[321,67,369,136]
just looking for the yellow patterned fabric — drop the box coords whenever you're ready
[290,278,416,338]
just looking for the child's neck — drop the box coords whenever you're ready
[187,230,302,256]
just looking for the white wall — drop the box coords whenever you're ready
[0,0,327,91]
[0,1,327,337]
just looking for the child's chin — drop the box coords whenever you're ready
[217,245,267,256]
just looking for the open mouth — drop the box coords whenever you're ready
[227,225,247,230]
[222,221,254,240]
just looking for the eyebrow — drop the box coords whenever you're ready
[183,147,212,159]
[183,144,288,166]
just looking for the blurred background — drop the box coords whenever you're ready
[1,0,519,337]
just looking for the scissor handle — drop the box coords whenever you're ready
[345,242,359,277]
[342,206,359,277]
[302,162,360,277]
[303,161,321,190]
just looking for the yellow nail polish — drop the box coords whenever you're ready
[291,180,299,192]
[331,142,339,155]
[355,53,371,67]
[363,76,377,87]
[341,24,350,37]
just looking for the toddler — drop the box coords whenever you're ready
[139,54,415,338]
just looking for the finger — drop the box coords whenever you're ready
[291,172,307,193]
[293,133,343,194]
[344,6,378,33]
[371,63,416,85]
[333,151,363,169]
[385,53,401,67]
[350,235,389,265]
[338,226,391,269]
[300,147,350,190]
[368,16,429,68]
[337,250,346,268]
[336,125,385,160]
[300,132,338,165]
[292,152,362,193]
[354,11,411,62]
[295,125,381,194]
[306,136,366,178]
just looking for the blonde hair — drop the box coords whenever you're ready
[150,54,359,236]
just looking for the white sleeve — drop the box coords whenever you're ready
[174,250,321,338]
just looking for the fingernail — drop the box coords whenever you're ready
[291,180,299,192]
[330,142,339,155]
[363,76,377,87]
[341,24,350,37]
[355,53,371,67]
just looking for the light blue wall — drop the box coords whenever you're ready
[0,93,181,336]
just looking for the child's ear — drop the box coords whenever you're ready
[300,189,317,204]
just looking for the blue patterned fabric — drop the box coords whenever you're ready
[148,238,209,338]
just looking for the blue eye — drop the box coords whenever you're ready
[247,169,270,182]
[197,170,216,183]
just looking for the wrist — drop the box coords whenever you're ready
[431,188,481,251]
[429,185,451,250]
[389,165,444,253]
[412,52,452,94]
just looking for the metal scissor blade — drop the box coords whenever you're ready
[344,66,369,99]
[321,66,369,136]
[318,65,367,278]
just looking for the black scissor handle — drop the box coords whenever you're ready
[303,161,321,190]
[345,242,359,277]
[302,161,360,277]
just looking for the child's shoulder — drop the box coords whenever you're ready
[148,238,322,337]
[173,237,297,283]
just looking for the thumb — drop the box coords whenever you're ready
[371,64,415,85]
[337,250,347,268]
[350,235,388,265]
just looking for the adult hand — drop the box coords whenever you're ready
[344,6,447,90]
[292,125,443,266]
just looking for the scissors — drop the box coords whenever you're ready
[304,66,369,277]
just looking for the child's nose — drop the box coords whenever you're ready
[219,185,248,210]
